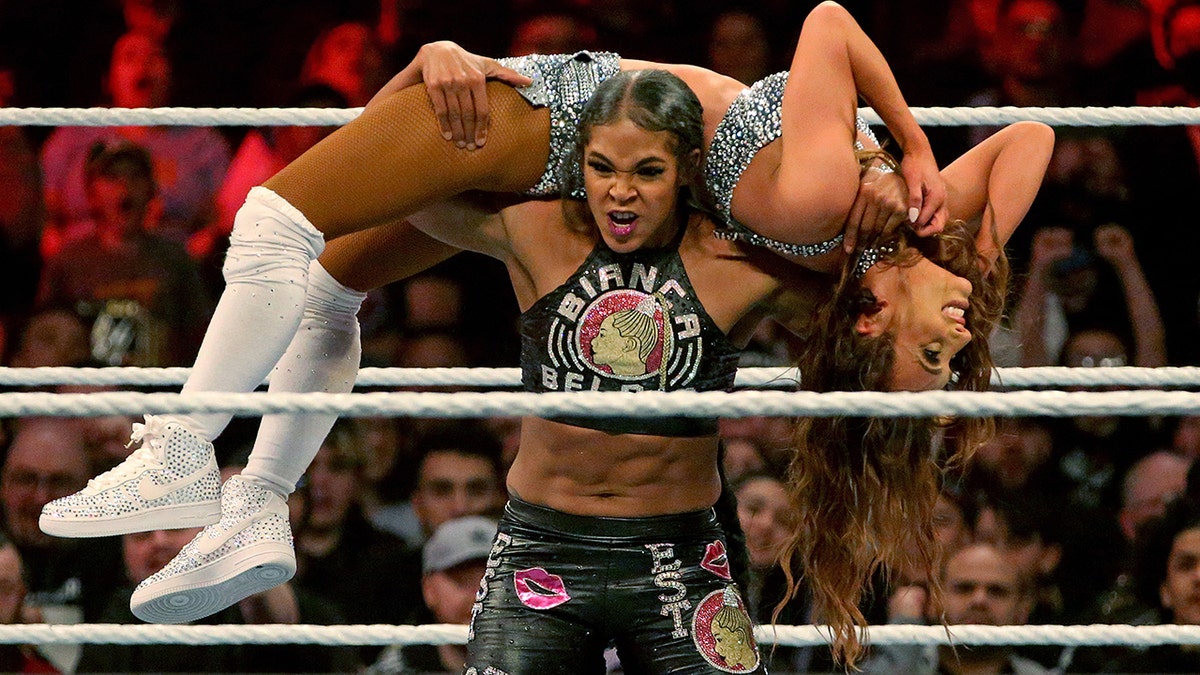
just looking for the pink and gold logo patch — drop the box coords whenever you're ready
[691,587,760,673]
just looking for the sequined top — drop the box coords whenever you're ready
[519,226,740,437]
[705,71,881,258]
[499,57,884,261]
[498,51,622,199]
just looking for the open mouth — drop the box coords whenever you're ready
[943,301,967,326]
[608,211,637,236]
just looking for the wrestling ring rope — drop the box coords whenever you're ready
[2,103,1198,652]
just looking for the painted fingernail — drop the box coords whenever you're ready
[466,142,476,151]
[908,207,919,223]
[455,140,466,148]
[442,131,452,140]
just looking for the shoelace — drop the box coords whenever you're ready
[84,416,168,492]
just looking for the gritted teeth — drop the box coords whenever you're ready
[609,211,637,224]
[943,306,965,319]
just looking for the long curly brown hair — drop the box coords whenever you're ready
[776,219,1010,665]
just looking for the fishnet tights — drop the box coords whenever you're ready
[265,82,549,239]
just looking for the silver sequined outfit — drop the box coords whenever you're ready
[130,475,295,624]
[39,416,222,537]
[498,51,621,199]
[705,71,881,257]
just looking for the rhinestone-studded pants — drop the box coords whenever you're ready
[466,498,767,675]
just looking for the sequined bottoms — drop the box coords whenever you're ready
[498,51,622,199]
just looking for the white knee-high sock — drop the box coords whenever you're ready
[241,261,366,496]
[164,187,327,440]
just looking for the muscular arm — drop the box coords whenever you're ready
[317,198,509,294]
[779,3,944,233]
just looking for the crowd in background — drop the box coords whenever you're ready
[0,0,1198,672]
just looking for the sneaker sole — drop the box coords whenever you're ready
[130,541,296,624]
[39,499,223,538]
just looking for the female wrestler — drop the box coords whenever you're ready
[41,3,1051,664]
[143,68,1046,671]
[41,0,928,537]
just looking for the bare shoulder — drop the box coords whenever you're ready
[620,59,746,113]
[503,198,594,269]
[682,217,829,341]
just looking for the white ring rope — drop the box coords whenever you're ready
[3,623,1200,647]
[1,389,1200,418]
[7,103,1195,656]
[1,366,1196,389]
[2,105,1199,127]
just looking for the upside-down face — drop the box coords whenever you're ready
[855,256,974,391]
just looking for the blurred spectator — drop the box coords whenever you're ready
[721,438,767,486]
[300,21,388,107]
[1122,0,1200,363]
[1171,415,1200,458]
[1013,223,1165,369]
[0,418,125,672]
[76,525,358,673]
[6,309,90,369]
[861,543,1052,675]
[291,420,422,631]
[121,0,179,44]
[1103,496,1200,672]
[859,487,976,632]
[375,421,506,548]
[508,11,597,56]
[733,472,791,616]
[358,273,469,369]
[966,417,1056,496]
[367,515,497,675]
[974,491,1068,623]
[730,472,817,673]
[484,417,522,471]
[1146,0,1200,101]
[1076,450,1191,652]
[36,141,212,366]
[39,31,230,252]
[353,416,413,533]
[965,0,1082,147]
[718,416,793,479]
[404,274,465,333]
[0,122,44,329]
[397,332,471,371]
[866,0,991,106]
[199,84,348,264]
[0,533,57,673]
[1121,451,1192,544]
[1046,326,1159,521]
[1070,0,1158,103]
[706,8,772,85]
[572,0,684,60]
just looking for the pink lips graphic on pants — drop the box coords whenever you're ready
[701,540,732,580]
[514,567,571,609]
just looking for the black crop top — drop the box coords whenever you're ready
[520,231,741,436]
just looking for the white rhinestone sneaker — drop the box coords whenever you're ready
[39,415,222,538]
[130,475,296,624]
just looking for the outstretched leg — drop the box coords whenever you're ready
[170,82,546,441]
[126,260,372,624]
[126,224,463,623]
[39,85,544,542]
[267,82,549,238]
[245,221,461,496]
